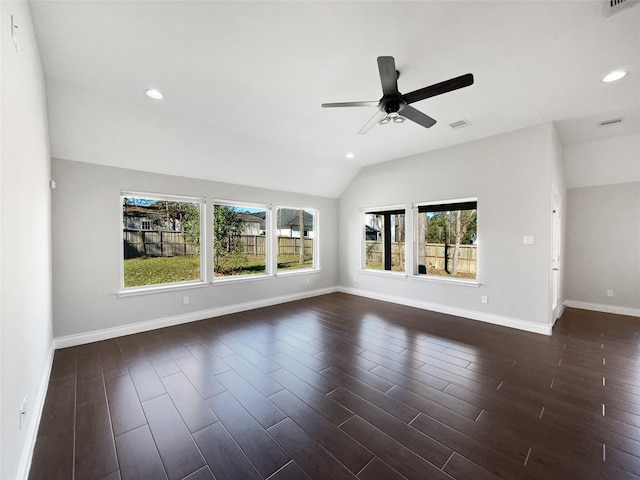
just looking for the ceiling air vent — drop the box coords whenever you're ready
[598,118,623,127]
[449,119,471,130]
[604,0,639,16]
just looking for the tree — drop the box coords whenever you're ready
[214,205,246,274]
[423,209,476,275]
[298,209,305,264]
[152,200,201,253]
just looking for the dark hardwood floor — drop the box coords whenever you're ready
[29,292,640,480]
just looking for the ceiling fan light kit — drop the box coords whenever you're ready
[322,56,474,135]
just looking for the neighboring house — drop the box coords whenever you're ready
[365,225,381,241]
[277,210,314,238]
[123,204,184,231]
[237,213,263,236]
[253,210,314,238]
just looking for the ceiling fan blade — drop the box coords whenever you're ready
[400,105,437,129]
[321,101,379,108]
[358,110,387,135]
[402,73,474,105]
[377,56,399,97]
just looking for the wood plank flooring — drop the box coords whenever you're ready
[28,293,640,480]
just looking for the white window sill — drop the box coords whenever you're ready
[118,280,209,298]
[358,269,408,278]
[276,268,320,277]
[410,274,480,287]
[212,273,274,285]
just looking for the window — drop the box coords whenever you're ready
[122,193,204,289]
[363,208,405,272]
[276,207,317,272]
[214,202,269,278]
[415,199,477,280]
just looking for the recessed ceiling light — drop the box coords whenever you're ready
[602,70,627,83]
[346,152,355,159]
[145,88,164,99]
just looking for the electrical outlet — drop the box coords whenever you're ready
[607,290,614,297]
[305,278,310,285]
[182,296,189,305]
[481,296,488,304]
[523,236,535,245]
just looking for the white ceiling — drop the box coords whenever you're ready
[30,1,640,198]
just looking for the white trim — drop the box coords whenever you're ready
[122,190,206,203]
[359,269,408,278]
[564,300,640,318]
[17,344,55,480]
[551,304,566,326]
[338,286,553,335]
[117,280,210,297]
[212,273,273,284]
[360,203,406,213]
[276,268,321,277]
[412,196,478,209]
[409,274,480,287]
[54,287,338,349]
[213,198,272,210]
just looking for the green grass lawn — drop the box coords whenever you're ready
[125,254,314,286]
[124,256,201,287]
[277,254,313,271]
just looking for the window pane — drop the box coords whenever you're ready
[214,204,267,278]
[277,208,315,271]
[417,205,477,279]
[365,213,384,270]
[364,211,405,271]
[123,196,202,287]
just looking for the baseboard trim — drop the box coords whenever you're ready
[338,287,552,335]
[564,300,640,318]
[17,343,55,480]
[54,287,338,349]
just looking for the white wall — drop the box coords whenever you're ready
[51,159,338,341]
[563,133,640,316]
[1,2,54,479]
[338,123,558,334]
[565,181,640,314]
[564,133,640,189]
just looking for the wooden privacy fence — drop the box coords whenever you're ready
[124,230,199,258]
[365,241,477,274]
[365,241,406,270]
[422,243,477,274]
[277,237,313,256]
[124,231,312,258]
[227,236,313,256]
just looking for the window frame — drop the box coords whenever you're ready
[212,199,272,283]
[360,205,407,275]
[119,190,207,296]
[412,197,479,285]
[275,206,320,275]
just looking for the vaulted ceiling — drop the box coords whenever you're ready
[30,1,639,197]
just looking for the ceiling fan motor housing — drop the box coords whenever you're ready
[383,98,403,114]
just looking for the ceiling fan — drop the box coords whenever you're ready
[322,56,474,135]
